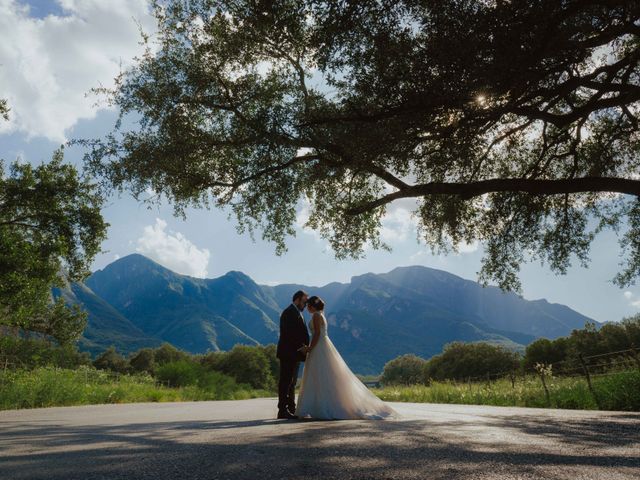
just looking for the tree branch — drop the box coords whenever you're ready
[205,153,320,190]
[345,176,640,215]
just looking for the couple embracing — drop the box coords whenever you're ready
[276,290,398,420]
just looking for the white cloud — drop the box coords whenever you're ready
[136,218,210,278]
[294,195,477,257]
[380,207,417,243]
[296,198,419,251]
[0,0,155,141]
[456,239,480,253]
[409,250,426,261]
[624,291,640,309]
[380,202,479,253]
[295,197,323,243]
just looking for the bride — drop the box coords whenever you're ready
[295,296,399,420]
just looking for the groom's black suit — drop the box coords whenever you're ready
[276,303,310,414]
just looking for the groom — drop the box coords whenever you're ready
[276,290,310,419]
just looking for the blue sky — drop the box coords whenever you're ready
[1,0,639,323]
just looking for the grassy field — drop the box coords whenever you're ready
[0,366,274,410]
[2,365,639,412]
[373,369,640,411]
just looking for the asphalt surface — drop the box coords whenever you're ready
[0,398,638,480]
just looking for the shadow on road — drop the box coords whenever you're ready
[1,409,639,479]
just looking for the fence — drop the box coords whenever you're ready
[364,347,640,407]
[410,346,639,384]
[420,347,640,408]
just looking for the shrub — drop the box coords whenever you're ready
[92,346,129,373]
[155,360,200,387]
[256,344,279,382]
[0,334,90,369]
[523,337,569,371]
[424,342,520,382]
[209,345,275,390]
[380,354,427,386]
[200,351,226,371]
[153,343,189,366]
[129,348,156,374]
[522,315,640,368]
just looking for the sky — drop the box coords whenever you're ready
[1,0,639,323]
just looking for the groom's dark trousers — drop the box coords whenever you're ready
[278,358,300,413]
[276,303,310,413]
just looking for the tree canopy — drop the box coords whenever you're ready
[0,149,108,344]
[82,0,640,291]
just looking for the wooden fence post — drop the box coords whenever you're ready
[579,353,602,409]
[535,363,551,407]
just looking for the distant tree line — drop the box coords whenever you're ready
[523,316,640,372]
[1,334,279,392]
[92,342,278,391]
[5,314,640,391]
[381,314,640,386]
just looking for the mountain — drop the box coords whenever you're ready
[85,254,279,353]
[53,281,162,356]
[285,266,591,373]
[68,254,595,374]
[378,266,588,338]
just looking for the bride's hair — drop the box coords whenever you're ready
[307,295,325,311]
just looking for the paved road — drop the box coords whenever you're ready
[1,399,638,479]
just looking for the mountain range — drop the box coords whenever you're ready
[57,253,596,374]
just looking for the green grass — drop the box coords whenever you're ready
[3,365,638,412]
[373,370,640,411]
[0,366,275,410]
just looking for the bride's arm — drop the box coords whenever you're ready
[307,313,322,352]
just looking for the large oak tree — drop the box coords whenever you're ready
[0,149,108,344]
[82,0,640,291]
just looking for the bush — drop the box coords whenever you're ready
[153,343,190,366]
[424,342,520,382]
[523,315,640,369]
[0,334,90,369]
[593,370,640,411]
[523,337,569,371]
[206,345,275,390]
[93,346,129,373]
[155,359,201,387]
[381,354,427,386]
[256,344,279,382]
[200,350,226,371]
[129,348,156,374]
[196,369,243,393]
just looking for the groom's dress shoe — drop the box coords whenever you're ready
[277,410,298,419]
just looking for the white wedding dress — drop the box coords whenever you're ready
[295,312,399,420]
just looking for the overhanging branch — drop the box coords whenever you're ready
[206,153,320,190]
[345,176,640,215]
